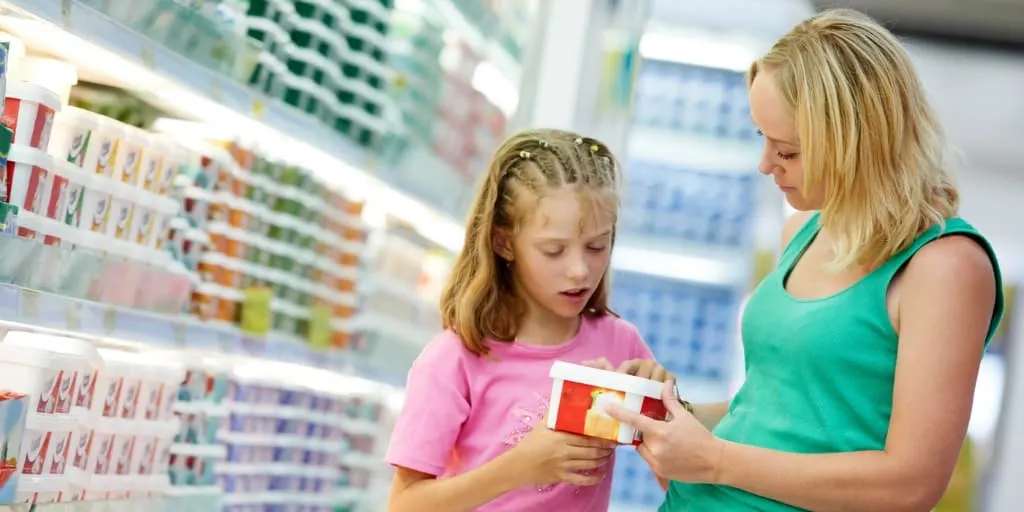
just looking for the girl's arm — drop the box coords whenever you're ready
[389,455,524,512]
[692,401,730,431]
[611,236,997,512]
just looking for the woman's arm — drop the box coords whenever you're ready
[609,236,997,512]
[692,401,730,431]
[709,236,996,512]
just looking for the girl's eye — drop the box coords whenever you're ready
[542,249,563,257]
[777,152,798,160]
[587,245,607,253]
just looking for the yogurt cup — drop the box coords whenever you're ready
[77,173,115,234]
[19,413,78,477]
[87,116,125,177]
[6,144,53,215]
[547,361,669,445]
[2,82,60,151]
[42,158,91,225]
[14,57,78,105]
[47,106,100,168]
[112,125,146,186]
[0,335,90,417]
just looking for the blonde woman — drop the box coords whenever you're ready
[607,9,1005,511]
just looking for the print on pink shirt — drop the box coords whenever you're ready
[503,391,605,495]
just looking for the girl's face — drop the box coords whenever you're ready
[749,71,823,211]
[503,186,614,320]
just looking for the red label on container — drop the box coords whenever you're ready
[2,99,55,149]
[553,381,669,445]
[24,164,48,214]
[44,173,69,220]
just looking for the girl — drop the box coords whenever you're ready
[606,9,1004,512]
[384,128,662,511]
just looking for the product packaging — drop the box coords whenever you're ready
[0,390,29,504]
[547,361,669,445]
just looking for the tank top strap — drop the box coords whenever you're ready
[869,217,1005,344]
[777,212,822,272]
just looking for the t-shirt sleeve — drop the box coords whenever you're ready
[622,320,656,360]
[384,332,472,476]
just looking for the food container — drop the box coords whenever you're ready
[47,106,99,169]
[546,361,668,445]
[113,125,146,186]
[5,144,52,215]
[41,158,91,225]
[2,82,60,151]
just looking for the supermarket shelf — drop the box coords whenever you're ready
[627,125,762,171]
[430,0,522,86]
[614,236,750,287]
[0,284,406,387]
[0,0,465,250]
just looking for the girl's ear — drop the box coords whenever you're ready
[492,229,514,262]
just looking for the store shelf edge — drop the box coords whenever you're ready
[0,284,405,387]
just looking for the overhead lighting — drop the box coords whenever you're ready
[638,31,757,72]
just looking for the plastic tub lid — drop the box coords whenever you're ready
[0,342,57,369]
[4,331,99,364]
[55,105,101,129]
[549,361,665,398]
[8,144,54,170]
[5,81,62,113]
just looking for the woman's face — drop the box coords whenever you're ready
[749,71,824,210]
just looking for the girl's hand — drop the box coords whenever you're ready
[616,359,673,383]
[605,380,723,484]
[508,416,617,487]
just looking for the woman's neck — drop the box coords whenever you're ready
[515,305,581,347]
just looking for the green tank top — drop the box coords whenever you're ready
[661,213,1004,511]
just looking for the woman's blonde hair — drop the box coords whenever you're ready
[751,8,958,270]
[440,128,622,356]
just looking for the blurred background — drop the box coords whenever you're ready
[0,0,1017,510]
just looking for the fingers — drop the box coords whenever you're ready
[564,457,610,472]
[580,358,614,371]
[565,445,614,461]
[617,359,671,382]
[562,471,606,487]
[617,359,643,375]
[564,434,618,450]
[605,403,659,433]
[661,379,687,417]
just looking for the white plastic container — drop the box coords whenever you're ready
[15,56,79,105]
[87,115,126,178]
[546,361,669,445]
[18,413,79,477]
[6,144,53,215]
[133,355,184,421]
[78,172,118,235]
[48,106,100,169]
[0,340,86,417]
[112,124,146,186]
[45,158,93,228]
[3,81,60,151]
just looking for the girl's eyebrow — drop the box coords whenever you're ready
[536,230,613,243]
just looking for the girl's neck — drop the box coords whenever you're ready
[516,306,581,347]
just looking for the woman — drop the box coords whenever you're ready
[608,8,1004,512]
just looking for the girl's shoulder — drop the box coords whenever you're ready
[583,313,643,339]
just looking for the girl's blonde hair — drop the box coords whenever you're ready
[751,8,958,270]
[440,128,622,356]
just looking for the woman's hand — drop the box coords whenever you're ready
[507,417,617,487]
[605,379,724,484]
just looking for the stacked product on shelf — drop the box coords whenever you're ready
[211,361,391,511]
[610,58,760,511]
[387,7,446,144]
[165,134,367,348]
[0,330,183,505]
[1,71,193,314]
[243,0,396,150]
[620,159,757,247]
[632,60,758,141]
[432,40,507,182]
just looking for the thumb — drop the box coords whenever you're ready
[661,379,687,417]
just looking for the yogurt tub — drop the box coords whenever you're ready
[2,81,60,150]
[6,144,53,214]
[19,413,78,477]
[15,56,78,105]
[546,361,669,445]
[77,172,115,234]
[112,124,146,186]
[133,356,184,422]
[44,158,92,226]
[140,133,171,193]
[88,116,126,177]
[48,106,100,168]
[0,333,92,416]
[104,178,139,241]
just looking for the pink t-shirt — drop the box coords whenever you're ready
[385,315,654,512]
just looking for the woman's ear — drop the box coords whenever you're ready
[492,229,514,262]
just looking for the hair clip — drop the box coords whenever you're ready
[538,139,550,148]
[574,137,583,145]
[519,150,532,159]
[590,144,599,153]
